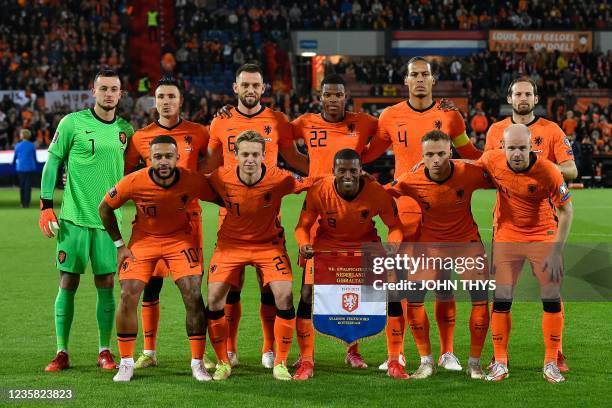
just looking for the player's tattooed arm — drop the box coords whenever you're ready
[199,147,224,174]
[437,98,458,112]
[280,143,309,175]
[556,160,578,182]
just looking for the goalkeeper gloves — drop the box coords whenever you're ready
[39,199,60,237]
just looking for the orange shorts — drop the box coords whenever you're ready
[153,210,202,278]
[492,241,559,287]
[207,240,292,287]
[120,230,202,283]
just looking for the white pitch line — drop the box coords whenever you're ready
[478,227,612,237]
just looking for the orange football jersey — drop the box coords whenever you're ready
[208,106,294,168]
[476,150,571,243]
[124,119,210,172]
[208,165,311,245]
[484,116,574,164]
[295,175,403,250]
[363,101,479,213]
[104,167,219,237]
[388,161,492,242]
[291,111,378,177]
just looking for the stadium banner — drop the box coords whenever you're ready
[489,30,592,53]
[390,31,487,57]
[292,31,385,56]
[45,91,94,113]
[0,150,47,176]
[313,252,386,346]
[0,90,34,107]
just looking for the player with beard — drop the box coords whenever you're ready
[99,136,221,382]
[485,77,577,371]
[291,74,378,373]
[123,78,214,370]
[361,57,482,378]
[201,64,309,369]
[39,70,134,372]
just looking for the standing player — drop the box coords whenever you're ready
[205,131,310,381]
[476,124,573,383]
[361,57,482,371]
[39,70,134,372]
[123,78,213,370]
[386,131,492,380]
[485,77,577,371]
[293,149,403,380]
[202,63,309,369]
[99,136,220,382]
[291,74,378,370]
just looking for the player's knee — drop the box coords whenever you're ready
[94,273,114,289]
[260,291,275,306]
[226,290,241,305]
[120,288,141,307]
[300,284,313,302]
[143,277,163,302]
[59,271,80,290]
[297,299,312,319]
[273,291,293,310]
[542,299,561,313]
[492,300,512,312]
[387,301,403,317]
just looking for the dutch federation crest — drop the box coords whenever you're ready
[184,135,193,145]
[342,292,359,313]
[209,264,217,274]
[360,209,369,220]
[456,189,465,200]
[534,136,543,146]
[58,250,67,264]
[264,125,272,135]
[180,194,189,206]
[434,119,442,130]
[119,131,127,144]
[528,184,537,193]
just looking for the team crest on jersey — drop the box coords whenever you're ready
[456,189,465,200]
[119,132,127,144]
[342,292,359,313]
[360,209,370,221]
[209,264,217,274]
[528,184,537,194]
[58,250,67,264]
[534,136,543,146]
[122,261,128,271]
[264,125,272,135]
[108,187,118,198]
[434,120,442,130]
[184,135,193,145]
[180,194,189,208]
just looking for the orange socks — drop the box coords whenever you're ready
[207,309,229,363]
[225,291,242,353]
[141,300,160,351]
[117,333,136,359]
[189,334,206,360]
[406,302,431,357]
[260,292,277,353]
[386,316,405,361]
[274,308,296,365]
[296,317,315,362]
[469,301,490,359]
[543,311,563,364]
[559,300,565,354]
[491,301,512,365]
[435,298,456,354]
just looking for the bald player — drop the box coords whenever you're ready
[362,56,483,371]
[485,76,577,371]
[476,124,573,383]
[292,74,378,370]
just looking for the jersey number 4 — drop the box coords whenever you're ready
[309,130,327,147]
[397,131,408,147]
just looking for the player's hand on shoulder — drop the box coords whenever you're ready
[214,104,234,119]
[300,244,314,259]
[39,200,59,238]
[437,98,458,112]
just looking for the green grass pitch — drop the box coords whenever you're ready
[0,187,611,407]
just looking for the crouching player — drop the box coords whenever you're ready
[293,148,403,380]
[476,124,573,383]
[99,135,221,382]
[205,130,311,381]
[386,130,491,379]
